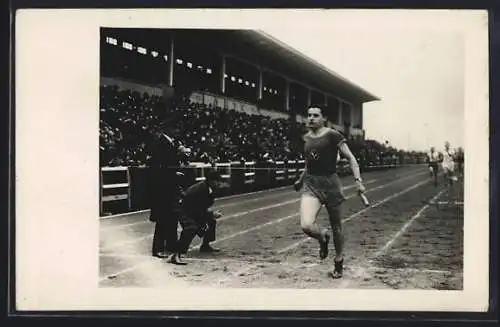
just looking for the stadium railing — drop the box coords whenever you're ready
[100,166,132,215]
[99,159,408,216]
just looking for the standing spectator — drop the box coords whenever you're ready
[148,128,188,258]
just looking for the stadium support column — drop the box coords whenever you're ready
[285,79,290,112]
[307,88,312,106]
[258,67,263,100]
[338,100,343,127]
[286,79,296,146]
[360,104,363,129]
[169,37,174,87]
[221,55,226,94]
[350,103,354,128]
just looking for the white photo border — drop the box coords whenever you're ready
[14,9,489,312]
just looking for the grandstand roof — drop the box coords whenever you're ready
[105,28,380,103]
[245,30,380,103]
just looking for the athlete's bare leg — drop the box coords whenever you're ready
[325,204,344,262]
[300,194,330,259]
[444,167,455,187]
[325,204,344,278]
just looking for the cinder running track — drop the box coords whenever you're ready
[99,166,464,289]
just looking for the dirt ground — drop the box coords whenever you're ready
[99,166,464,290]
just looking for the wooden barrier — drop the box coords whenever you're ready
[287,160,297,180]
[100,166,131,215]
[244,161,256,185]
[100,160,410,216]
[275,161,286,182]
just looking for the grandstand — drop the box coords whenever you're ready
[99,28,425,215]
[98,28,464,292]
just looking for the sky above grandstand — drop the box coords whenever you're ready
[264,24,465,152]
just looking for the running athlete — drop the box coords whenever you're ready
[442,141,457,186]
[455,147,464,176]
[427,146,440,186]
[294,105,366,279]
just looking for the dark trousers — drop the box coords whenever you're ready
[152,215,179,254]
[175,212,216,253]
[149,167,182,254]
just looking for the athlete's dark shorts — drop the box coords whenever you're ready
[302,172,345,206]
[428,162,438,173]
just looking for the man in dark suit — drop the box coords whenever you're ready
[149,129,191,258]
[167,168,224,265]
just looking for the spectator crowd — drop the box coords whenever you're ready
[100,85,425,167]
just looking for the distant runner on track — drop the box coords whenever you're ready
[442,141,457,186]
[427,146,440,187]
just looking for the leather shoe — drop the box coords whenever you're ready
[167,253,188,265]
[152,252,169,258]
[200,245,221,253]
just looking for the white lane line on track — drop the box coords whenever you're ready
[99,167,424,220]
[215,178,436,285]
[337,189,447,289]
[99,185,291,220]
[100,171,427,249]
[100,170,425,232]
[215,177,378,211]
[100,172,429,281]
[372,189,447,258]
[430,201,464,206]
[99,185,295,221]
[215,167,421,210]
[216,176,377,222]
[99,178,383,232]
[101,209,150,219]
[276,177,433,254]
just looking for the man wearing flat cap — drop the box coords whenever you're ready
[167,168,224,265]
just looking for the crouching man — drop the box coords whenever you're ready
[167,168,224,265]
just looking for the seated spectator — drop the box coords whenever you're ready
[100,85,416,168]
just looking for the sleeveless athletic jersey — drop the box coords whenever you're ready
[428,151,440,163]
[442,149,455,165]
[303,128,346,176]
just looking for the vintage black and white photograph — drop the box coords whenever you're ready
[98,25,467,289]
[15,9,489,311]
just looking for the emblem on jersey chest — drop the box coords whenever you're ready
[309,150,320,160]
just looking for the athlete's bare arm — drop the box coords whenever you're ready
[294,161,307,191]
[294,133,308,191]
[297,161,307,182]
[339,142,365,193]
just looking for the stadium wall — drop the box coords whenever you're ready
[190,90,290,120]
[100,76,357,136]
[100,77,290,120]
[101,77,163,96]
[100,77,176,100]
[352,102,363,128]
